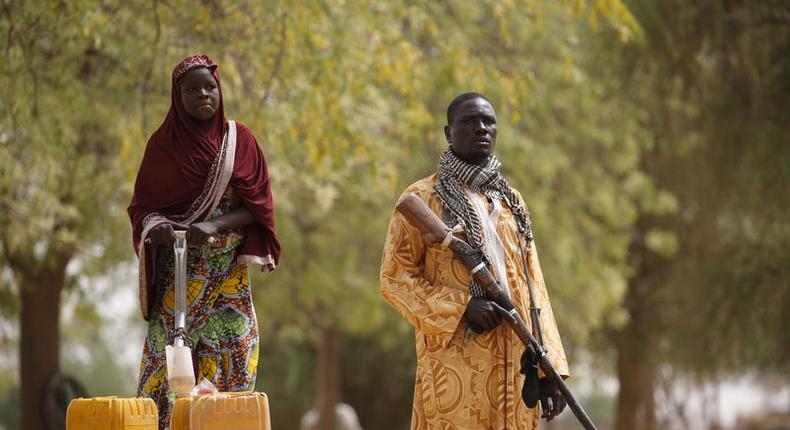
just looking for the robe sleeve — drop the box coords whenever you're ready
[511,184,570,378]
[380,202,471,347]
[524,242,570,377]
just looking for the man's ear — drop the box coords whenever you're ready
[444,125,452,144]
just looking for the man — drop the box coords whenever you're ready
[380,92,569,429]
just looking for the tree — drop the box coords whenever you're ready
[1,2,679,429]
[0,2,153,428]
[241,1,647,428]
[596,1,790,429]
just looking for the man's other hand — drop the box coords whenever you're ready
[539,377,567,420]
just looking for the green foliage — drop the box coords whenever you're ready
[609,0,790,378]
[0,0,645,419]
[4,1,788,429]
[0,0,143,300]
[235,0,651,354]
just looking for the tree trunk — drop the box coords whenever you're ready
[615,221,661,430]
[314,327,340,430]
[18,252,69,430]
[615,316,658,430]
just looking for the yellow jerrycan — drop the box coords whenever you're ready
[66,396,157,430]
[172,391,272,430]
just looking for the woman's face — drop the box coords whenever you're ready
[179,67,219,121]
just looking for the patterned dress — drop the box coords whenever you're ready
[137,188,259,430]
[380,174,569,430]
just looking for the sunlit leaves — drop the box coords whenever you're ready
[1,3,658,426]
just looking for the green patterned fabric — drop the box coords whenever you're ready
[136,189,259,430]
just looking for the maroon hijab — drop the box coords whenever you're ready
[128,55,281,318]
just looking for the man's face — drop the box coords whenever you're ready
[179,67,220,121]
[445,98,498,166]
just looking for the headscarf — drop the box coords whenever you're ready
[128,54,281,319]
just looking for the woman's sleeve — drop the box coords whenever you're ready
[230,125,281,268]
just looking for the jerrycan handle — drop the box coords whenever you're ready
[173,230,188,347]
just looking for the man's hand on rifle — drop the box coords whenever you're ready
[539,377,567,421]
[464,297,511,333]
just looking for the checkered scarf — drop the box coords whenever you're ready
[435,149,533,297]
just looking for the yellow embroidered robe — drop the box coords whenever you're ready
[380,174,569,430]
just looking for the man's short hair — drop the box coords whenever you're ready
[446,92,490,124]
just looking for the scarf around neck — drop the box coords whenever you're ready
[435,149,533,297]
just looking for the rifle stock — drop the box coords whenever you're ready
[395,193,598,430]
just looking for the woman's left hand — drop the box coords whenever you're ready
[187,221,220,245]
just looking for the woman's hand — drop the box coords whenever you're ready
[185,207,254,245]
[147,223,176,246]
[187,221,219,245]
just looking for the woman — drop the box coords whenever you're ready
[128,54,280,429]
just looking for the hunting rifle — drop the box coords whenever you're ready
[396,193,598,430]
